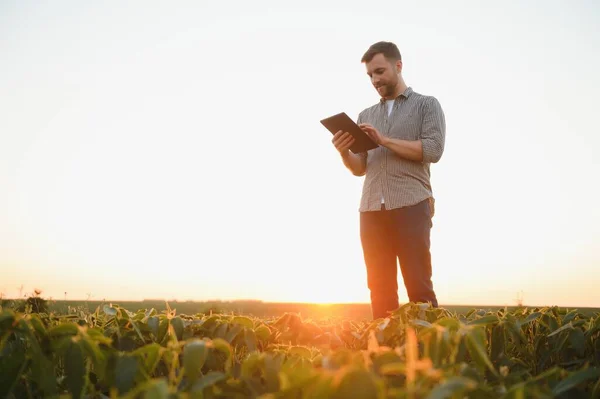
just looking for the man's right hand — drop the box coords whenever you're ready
[332,130,355,157]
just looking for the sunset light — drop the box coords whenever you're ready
[2,2,600,397]
[1,2,599,310]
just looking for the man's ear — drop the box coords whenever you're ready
[396,60,403,74]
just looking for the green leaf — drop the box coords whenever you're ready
[548,321,574,337]
[569,327,585,357]
[255,325,271,341]
[379,362,405,376]
[210,338,233,372]
[522,311,542,325]
[80,335,106,379]
[201,315,220,331]
[147,316,159,338]
[554,330,570,356]
[467,315,499,326]
[231,316,254,329]
[552,367,600,396]
[48,322,79,337]
[562,309,579,324]
[133,342,162,376]
[263,354,281,392]
[141,378,170,399]
[543,313,559,333]
[241,351,262,380]
[465,327,498,377]
[184,339,209,385]
[244,328,258,353]
[115,354,139,394]
[504,383,526,399]
[411,319,433,328]
[225,323,243,343]
[64,339,86,399]
[332,367,380,399]
[289,345,312,359]
[0,339,26,398]
[170,316,184,341]
[455,337,468,363]
[505,318,525,345]
[0,310,16,329]
[29,315,47,337]
[103,304,118,316]
[157,318,169,343]
[87,328,112,345]
[304,374,335,398]
[428,376,477,399]
[527,366,563,383]
[52,335,75,357]
[30,350,57,397]
[491,323,506,364]
[436,317,461,331]
[591,377,600,398]
[214,322,228,339]
[190,371,226,392]
[120,308,145,343]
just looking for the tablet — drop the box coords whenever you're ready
[320,112,378,154]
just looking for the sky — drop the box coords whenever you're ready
[1,1,599,308]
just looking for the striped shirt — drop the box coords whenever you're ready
[356,86,445,212]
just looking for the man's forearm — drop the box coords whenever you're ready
[382,138,423,162]
[341,151,366,176]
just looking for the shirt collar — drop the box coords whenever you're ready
[379,86,413,103]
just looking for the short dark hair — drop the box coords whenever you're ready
[361,41,402,63]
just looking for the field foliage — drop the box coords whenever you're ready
[1,301,599,398]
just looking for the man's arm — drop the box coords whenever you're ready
[378,138,423,162]
[341,150,367,176]
[359,97,446,163]
[332,129,367,176]
[359,124,424,161]
[419,97,446,163]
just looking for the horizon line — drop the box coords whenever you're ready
[2,297,598,310]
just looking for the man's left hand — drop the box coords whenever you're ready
[359,123,389,146]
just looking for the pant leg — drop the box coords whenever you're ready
[360,209,399,319]
[390,199,438,308]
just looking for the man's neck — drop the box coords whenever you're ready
[384,77,408,100]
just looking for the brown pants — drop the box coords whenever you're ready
[360,198,438,319]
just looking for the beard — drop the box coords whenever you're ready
[377,80,397,98]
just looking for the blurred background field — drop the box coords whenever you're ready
[2,298,596,320]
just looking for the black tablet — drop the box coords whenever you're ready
[320,112,378,154]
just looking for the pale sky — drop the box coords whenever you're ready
[1,1,599,307]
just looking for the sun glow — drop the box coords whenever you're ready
[1,2,600,309]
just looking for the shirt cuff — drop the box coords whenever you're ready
[422,139,442,163]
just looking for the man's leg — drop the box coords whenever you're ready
[360,209,399,319]
[390,199,438,307]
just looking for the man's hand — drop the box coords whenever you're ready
[333,130,366,175]
[360,123,424,162]
[332,130,355,157]
[359,123,390,146]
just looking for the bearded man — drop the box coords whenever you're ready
[331,41,446,319]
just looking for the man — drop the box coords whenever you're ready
[332,41,446,319]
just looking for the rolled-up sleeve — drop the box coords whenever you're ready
[420,97,446,163]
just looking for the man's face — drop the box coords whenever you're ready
[365,53,401,99]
